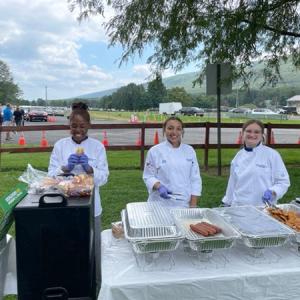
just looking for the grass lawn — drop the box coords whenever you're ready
[90,110,300,124]
[1,149,300,300]
[1,149,300,232]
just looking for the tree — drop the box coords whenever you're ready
[69,0,300,87]
[0,60,21,102]
[110,83,146,110]
[167,87,192,106]
[146,74,167,107]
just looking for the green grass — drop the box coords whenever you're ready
[1,149,300,229]
[90,110,300,124]
[1,149,300,300]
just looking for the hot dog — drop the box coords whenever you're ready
[201,222,222,233]
[190,224,209,236]
[200,222,217,234]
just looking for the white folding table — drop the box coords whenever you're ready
[99,229,300,300]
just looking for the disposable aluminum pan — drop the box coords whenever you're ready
[171,208,240,252]
[264,203,300,243]
[218,206,294,248]
[125,202,178,239]
[122,209,183,254]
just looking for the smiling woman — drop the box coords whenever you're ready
[222,119,290,208]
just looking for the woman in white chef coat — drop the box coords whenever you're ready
[222,119,290,207]
[48,102,109,295]
[143,116,202,208]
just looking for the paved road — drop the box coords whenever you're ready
[2,117,300,146]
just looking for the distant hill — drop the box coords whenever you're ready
[75,87,118,99]
[71,59,300,100]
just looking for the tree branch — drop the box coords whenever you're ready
[242,19,300,37]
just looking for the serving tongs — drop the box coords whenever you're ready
[168,193,185,202]
[264,200,279,210]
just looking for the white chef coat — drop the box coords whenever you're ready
[222,143,290,206]
[143,140,202,208]
[48,136,109,216]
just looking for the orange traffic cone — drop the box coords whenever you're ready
[235,131,243,144]
[135,132,142,146]
[270,130,276,144]
[18,132,26,146]
[40,131,49,147]
[153,130,159,145]
[101,130,109,147]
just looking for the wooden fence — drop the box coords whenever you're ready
[1,122,300,170]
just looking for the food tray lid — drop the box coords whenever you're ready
[171,208,240,241]
[125,202,179,239]
[218,205,294,237]
[122,209,182,241]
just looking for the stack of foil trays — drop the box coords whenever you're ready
[219,205,294,248]
[171,208,240,252]
[122,202,184,254]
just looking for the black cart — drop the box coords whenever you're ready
[14,193,95,300]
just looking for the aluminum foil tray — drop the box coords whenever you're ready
[218,206,294,248]
[126,202,178,239]
[122,210,183,254]
[264,203,300,243]
[171,208,240,252]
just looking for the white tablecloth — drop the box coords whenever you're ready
[0,235,17,298]
[99,229,300,300]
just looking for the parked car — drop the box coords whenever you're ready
[179,107,204,116]
[25,109,48,122]
[251,108,279,115]
[279,106,298,115]
[229,107,251,114]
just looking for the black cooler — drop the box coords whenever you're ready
[14,193,95,300]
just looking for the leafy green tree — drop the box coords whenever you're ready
[110,83,146,110]
[0,60,21,102]
[69,0,300,87]
[36,98,46,106]
[101,95,113,109]
[192,95,217,109]
[167,87,192,106]
[146,74,167,107]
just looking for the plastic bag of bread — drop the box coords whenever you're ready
[111,221,124,239]
[57,174,94,197]
[18,164,62,194]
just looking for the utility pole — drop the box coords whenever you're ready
[45,86,48,104]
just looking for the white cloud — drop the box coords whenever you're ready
[0,1,196,100]
[0,0,115,99]
[133,64,151,77]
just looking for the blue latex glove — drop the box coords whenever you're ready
[66,154,79,171]
[78,154,91,172]
[158,184,172,199]
[262,189,274,205]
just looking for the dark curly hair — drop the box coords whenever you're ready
[69,102,90,123]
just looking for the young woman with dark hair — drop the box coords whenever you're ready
[48,102,109,295]
[143,116,202,208]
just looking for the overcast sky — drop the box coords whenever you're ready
[0,1,195,100]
